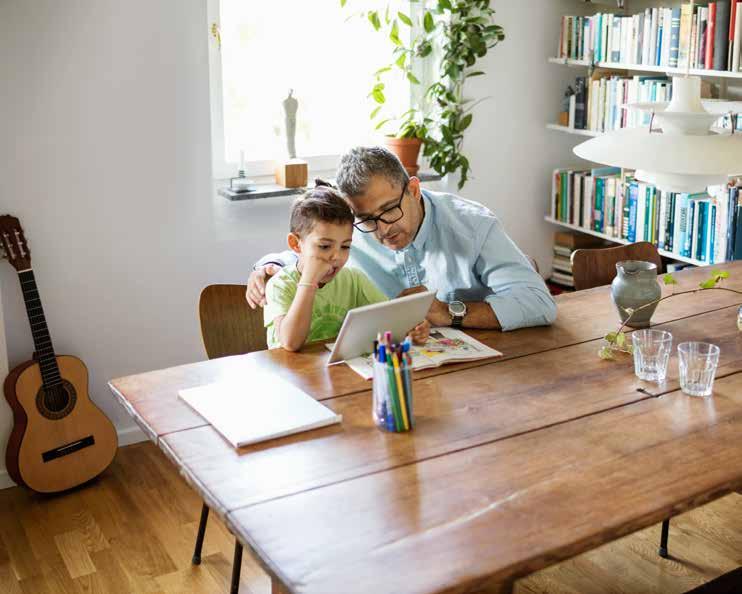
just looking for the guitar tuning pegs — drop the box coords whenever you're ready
[14,230,26,258]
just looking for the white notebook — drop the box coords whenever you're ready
[178,374,342,448]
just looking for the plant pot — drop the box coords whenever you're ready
[384,137,422,176]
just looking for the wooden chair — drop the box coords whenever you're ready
[571,242,662,291]
[194,284,267,593]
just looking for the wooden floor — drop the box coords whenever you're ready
[1,442,741,594]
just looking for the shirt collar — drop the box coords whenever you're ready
[409,190,433,252]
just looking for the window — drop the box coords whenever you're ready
[208,0,412,179]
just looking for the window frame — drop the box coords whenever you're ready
[207,0,421,181]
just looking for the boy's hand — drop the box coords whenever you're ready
[301,254,334,286]
[246,263,281,309]
[409,319,430,345]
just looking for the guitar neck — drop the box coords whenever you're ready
[17,269,61,386]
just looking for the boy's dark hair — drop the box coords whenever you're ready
[290,182,354,237]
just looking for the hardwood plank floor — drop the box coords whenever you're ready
[0,442,739,594]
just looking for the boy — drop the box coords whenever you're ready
[264,184,429,351]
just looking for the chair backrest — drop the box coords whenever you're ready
[571,242,662,291]
[199,284,267,359]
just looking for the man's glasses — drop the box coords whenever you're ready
[353,181,408,233]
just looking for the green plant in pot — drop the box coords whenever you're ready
[343,0,504,189]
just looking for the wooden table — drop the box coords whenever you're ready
[109,263,742,594]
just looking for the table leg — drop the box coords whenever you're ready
[271,576,290,594]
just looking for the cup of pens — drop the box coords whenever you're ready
[372,331,414,433]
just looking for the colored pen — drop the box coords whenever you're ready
[401,356,414,428]
[378,344,386,364]
[392,353,409,430]
[386,355,403,431]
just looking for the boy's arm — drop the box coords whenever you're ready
[275,254,334,351]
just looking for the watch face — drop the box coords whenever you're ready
[449,301,466,316]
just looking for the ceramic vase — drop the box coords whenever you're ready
[611,260,661,328]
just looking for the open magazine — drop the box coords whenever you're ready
[329,327,503,380]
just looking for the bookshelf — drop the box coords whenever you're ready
[546,2,742,273]
[544,215,708,266]
[548,56,742,79]
[546,123,602,137]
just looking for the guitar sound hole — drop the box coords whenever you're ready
[36,380,77,420]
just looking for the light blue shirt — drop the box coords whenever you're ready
[259,190,557,331]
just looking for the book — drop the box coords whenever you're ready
[550,271,575,288]
[337,328,503,380]
[178,374,342,448]
[707,3,717,69]
[735,204,742,259]
[670,7,682,66]
[552,255,573,274]
[716,0,731,71]
[679,3,694,68]
[734,3,742,71]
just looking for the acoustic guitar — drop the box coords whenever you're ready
[0,215,117,493]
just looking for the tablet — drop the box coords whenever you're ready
[327,290,435,364]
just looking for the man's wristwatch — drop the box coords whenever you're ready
[448,301,467,328]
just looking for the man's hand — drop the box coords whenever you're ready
[408,319,430,345]
[245,264,281,309]
[426,299,451,327]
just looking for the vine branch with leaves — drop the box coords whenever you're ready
[599,270,742,360]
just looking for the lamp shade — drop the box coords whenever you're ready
[573,76,742,193]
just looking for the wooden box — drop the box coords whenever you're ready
[275,159,308,188]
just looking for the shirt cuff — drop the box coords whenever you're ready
[484,294,526,332]
[253,260,283,272]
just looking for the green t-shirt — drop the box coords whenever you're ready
[264,265,388,349]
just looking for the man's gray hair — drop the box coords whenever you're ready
[336,146,410,198]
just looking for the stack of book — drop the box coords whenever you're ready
[552,168,742,264]
[559,2,742,72]
[562,70,737,133]
[550,231,607,290]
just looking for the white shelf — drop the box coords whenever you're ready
[544,216,712,267]
[546,124,602,137]
[549,57,742,80]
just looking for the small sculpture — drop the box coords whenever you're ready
[283,89,299,159]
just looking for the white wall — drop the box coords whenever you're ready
[0,0,582,488]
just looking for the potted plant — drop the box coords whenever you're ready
[380,109,427,176]
[343,0,504,189]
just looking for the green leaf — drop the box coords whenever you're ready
[369,105,382,119]
[467,70,485,77]
[598,346,615,360]
[712,270,730,279]
[368,10,381,31]
[398,11,413,27]
[374,118,391,130]
[615,332,626,348]
[340,0,347,6]
[395,52,407,68]
[374,66,392,76]
[406,71,420,84]
[438,0,452,11]
[389,20,402,46]
[605,332,618,344]
[699,279,717,289]
[459,113,473,130]
[423,11,435,33]
[662,273,678,285]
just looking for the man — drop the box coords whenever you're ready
[246,146,556,331]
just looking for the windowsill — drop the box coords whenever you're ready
[216,170,444,202]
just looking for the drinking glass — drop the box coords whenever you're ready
[632,329,673,382]
[678,342,720,397]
